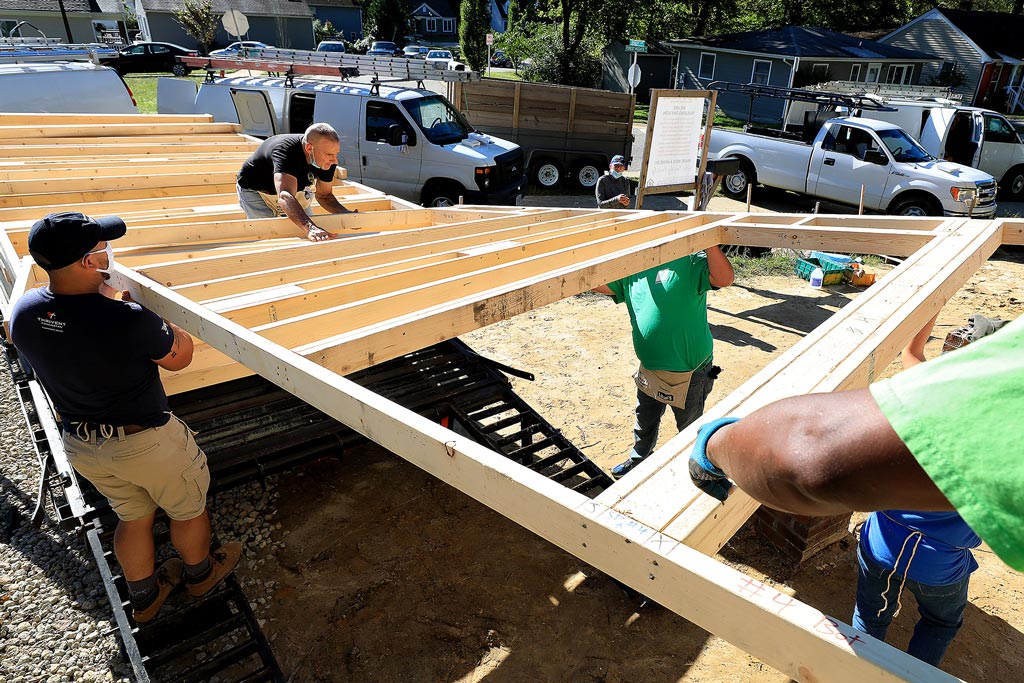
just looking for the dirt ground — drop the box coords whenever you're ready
[241,248,1024,683]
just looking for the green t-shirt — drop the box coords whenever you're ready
[607,254,713,371]
[870,317,1024,571]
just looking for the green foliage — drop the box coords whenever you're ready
[365,0,408,41]
[520,21,601,87]
[174,0,217,54]
[459,0,491,71]
[123,2,139,31]
[928,62,967,89]
[313,19,341,44]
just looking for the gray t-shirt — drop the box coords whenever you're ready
[596,173,631,209]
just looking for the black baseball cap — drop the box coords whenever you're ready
[28,212,127,271]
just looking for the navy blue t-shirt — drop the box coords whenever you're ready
[10,287,174,428]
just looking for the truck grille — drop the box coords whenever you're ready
[494,149,525,187]
[977,180,997,207]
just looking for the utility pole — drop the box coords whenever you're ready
[57,0,74,43]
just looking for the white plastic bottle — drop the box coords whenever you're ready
[809,266,824,289]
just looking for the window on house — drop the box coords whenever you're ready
[850,64,862,82]
[866,63,881,83]
[425,18,436,32]
[885,64,913,85]
[698,52,716,80]
[751,59,771,85]
[443,18,455,33]
[811,63,829,82]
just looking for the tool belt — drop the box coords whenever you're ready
[634,363,696,409]
[62,421,149,439]
[258,186,313,216]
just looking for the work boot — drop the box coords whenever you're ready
[186,541,242,598]
[133,558,183,624]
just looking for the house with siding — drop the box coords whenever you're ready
[880,7,1024,110]
[407,0,457,46]
[134,0,315,52]
[666,26,936,124]
[308,0,363,42]
[1,0,126,45]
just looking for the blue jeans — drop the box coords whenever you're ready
[237,183,277,219]
[852,546,969,667]
[629,364,717,463]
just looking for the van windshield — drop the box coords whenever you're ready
[401,95,474,144]
[877,128,934,163]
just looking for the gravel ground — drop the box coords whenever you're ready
[0,353,284,682]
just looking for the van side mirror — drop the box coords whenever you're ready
[864,150,888,165]
[387,124,405,146]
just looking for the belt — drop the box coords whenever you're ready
[63,422,150,437]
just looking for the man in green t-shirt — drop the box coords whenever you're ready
[595,247,734,479]
[687,316,1024,571]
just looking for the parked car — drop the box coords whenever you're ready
[403,45,429,59]
[316,41,347,54]
[367,41,401,57]
[489,50,512,68]
[209,41,270,58]
[100,42,198,76]
[425,49,466,71]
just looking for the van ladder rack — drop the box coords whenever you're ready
[0,43,117,64]
[179,48,479,93]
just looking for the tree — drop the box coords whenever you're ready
[313,19,340,44]
[365,0,408,41]
[459,0,491,71]
[174,0,217,55]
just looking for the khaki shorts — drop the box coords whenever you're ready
[63,414,209,522]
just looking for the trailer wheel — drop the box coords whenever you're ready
[1001,165,1024,199]
[572,159,602,190]
[172,63,190,77]
[888,195,940,217]
[532,159,563,189]
[721,159,755,200]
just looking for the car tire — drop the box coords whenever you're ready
[721,158,755,200]
[172,63,188,77]
[532,159,563,189]
[1001,165,1024,199]
[421,181,463,208]
[888,195,940,217]
[572,159,602,190]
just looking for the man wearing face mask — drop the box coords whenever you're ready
[9,212,242,624]
[236,122,355,242]
[596,154,632,209]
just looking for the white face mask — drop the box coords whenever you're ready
[610,170,623,179]
[83,242,115,274]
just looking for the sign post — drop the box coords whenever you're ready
[624,39,646,96]
[635,88,717,210]
[222,10,249,41]
[486,33,493,77]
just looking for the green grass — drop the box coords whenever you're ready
[483,70,524,81]
[633,103,649,124]
[729,251,799,280]
[122,74,205,114]
[713,112,746,129]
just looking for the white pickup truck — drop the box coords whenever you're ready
[708,116,997,217]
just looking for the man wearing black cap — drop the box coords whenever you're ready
[9,212,241,624]
[596,154,632,209]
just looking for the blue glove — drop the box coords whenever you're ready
[688,417,740,502]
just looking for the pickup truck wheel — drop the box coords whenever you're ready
[532,160,563,189]
[722,160,755,200]
[572,160,602,189]
[171,63,189,77]
[1002,165,1024,199]
[889,196,940,217]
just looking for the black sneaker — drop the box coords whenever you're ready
[610,459,640,479]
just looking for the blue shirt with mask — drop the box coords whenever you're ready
[10,287,174,428]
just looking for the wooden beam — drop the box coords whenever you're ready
[0,113,214,125]
[0,123,242,139]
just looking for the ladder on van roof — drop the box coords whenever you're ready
[0,42,118,64]
[178,47,479,94]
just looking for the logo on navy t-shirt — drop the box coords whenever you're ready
[38,311,65,332]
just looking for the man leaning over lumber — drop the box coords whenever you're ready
[687,316,1024,573]
[9,212,242,623]
[236,122,356,242]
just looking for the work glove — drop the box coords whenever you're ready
[688,417,740,503]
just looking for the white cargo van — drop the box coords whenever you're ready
[158,74,527,207]
[857,99,1024,199]
[0,61,137,114]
